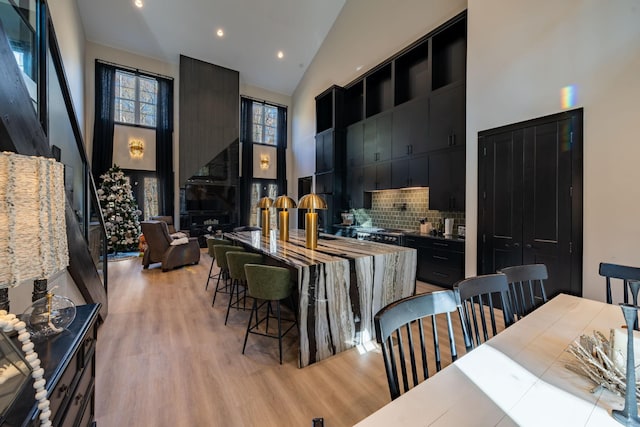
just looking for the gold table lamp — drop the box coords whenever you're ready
[297,193,327,249]
[257,197,274,237]
[274,195,296,242]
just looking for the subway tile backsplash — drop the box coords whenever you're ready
[352,188,465,232]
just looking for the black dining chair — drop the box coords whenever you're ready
[374,290,472,400]
[599,262,640,306]
[499,264,548,319]
[455,273,515,348]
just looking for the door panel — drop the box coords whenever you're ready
[478,110,582,298]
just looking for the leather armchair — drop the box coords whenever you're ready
[140,221,200,271]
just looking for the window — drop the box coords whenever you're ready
[252,101,278,145]
[115,70,158,127]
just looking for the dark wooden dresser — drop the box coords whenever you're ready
[3,304,100,427]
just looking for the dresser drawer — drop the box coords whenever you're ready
[49,351,80,421]
[60,360,94,427]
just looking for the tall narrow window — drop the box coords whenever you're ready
[252,102,278,145]
[115,70,158,127]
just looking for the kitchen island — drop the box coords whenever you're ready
[224,229,416,367]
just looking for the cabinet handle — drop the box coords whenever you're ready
[451,134,456,146]
[433,242,449,247]
[75,393,84,405]
[58,384,69,397]
[504,243,510,248]
[433,255,449,261]
[513,243,520,248]
[433,271,448,277]
[525,243,532,249]
[375,152,379,161]
[408,145,413,155]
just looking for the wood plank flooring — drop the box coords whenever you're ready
[95,250,469,426]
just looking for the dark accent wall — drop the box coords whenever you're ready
[178,55,239,184]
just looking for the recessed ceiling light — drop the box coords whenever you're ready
[134,0,143,8]
[356,65,363,71]
[216,28,224,37]
[277,51,284,59]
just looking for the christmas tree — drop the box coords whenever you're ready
[97,165,142,253]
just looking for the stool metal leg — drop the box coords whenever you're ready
[277,301,283,364]
[205,257,215,290]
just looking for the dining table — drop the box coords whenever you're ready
[355,294,633,426]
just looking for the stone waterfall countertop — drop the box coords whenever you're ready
[224,229,417,367]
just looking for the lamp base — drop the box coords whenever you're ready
[33,279,48,302]
[305,212,318,249]
[279,210,289,241]
[262,209,270,238]
[0,288,8,312]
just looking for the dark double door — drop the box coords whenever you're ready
[478,109,583,297]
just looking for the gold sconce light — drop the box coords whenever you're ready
[129,139,144,158]
[259,154,270,170]
[274,195,296,242]
[257,197,274,237]
[297,193,327,249]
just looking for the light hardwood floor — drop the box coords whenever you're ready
[95,249,455,427]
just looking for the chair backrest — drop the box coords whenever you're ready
[599,262,640,305]
[150,215,176,233]
[227,252,263,281]
[244,264,292,300]
[455,273,514,348]
[374,290,472,400]
[498,264,548,319]
[140,221,172,261]
[213,245,245,270]
[206,238,232,258]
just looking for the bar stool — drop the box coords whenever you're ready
[242,264,297,364]
[205,238,232,290]
[212,245,245,307]
[225,252,264,325]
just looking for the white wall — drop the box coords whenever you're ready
[291,0,467,207]
[48,0,86,134]
[466,0,640,300]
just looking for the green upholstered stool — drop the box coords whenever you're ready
[212,245,245,307]
[242,264,297,364]
[205,238,233,290]
[225,252,264,325]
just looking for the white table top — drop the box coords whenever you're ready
[355,294,630,426]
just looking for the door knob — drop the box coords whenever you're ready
[525,243,532,249]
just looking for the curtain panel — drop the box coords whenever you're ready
[240,97,254,225]
[156,77,174,216]
[91,61,116,182]
[276,106,287,195]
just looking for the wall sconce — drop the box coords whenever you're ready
[259,154,270,170]
[274,195,296,242]
[297,193,327,249]
[257,197,273,237]
[129,139,144,158]
[0,152,69,312]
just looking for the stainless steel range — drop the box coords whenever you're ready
[356,227,407,246]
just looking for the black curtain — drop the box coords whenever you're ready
[276,106,287,194]
[240,97,254,225]
[91,61,116,182]
[156,77,174,216]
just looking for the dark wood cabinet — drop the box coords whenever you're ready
[346,122,364,168]
[429,82,465,151]
[366,64,393,117]
[428,147,465,211]
[315,171,333,194]
[363,162,391,191]
[478,109,583,298]
[405,235,464,288]
[4,304,100,427]
[363,113,392,164]
[315,130,334,173]
[391,154,429,189]
[392,97,429,159]
[345,166,364,209]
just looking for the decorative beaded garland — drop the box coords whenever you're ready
[0,310,51,426]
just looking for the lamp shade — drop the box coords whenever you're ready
[298,193,327,211]
[257,196,274,209]
[274,195,296,210]
[0,152,68,288]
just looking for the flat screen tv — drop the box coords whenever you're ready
[184,183,236,212]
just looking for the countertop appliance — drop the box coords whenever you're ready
[356,227,407,246]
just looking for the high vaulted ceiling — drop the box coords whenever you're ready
[76,0,346,96]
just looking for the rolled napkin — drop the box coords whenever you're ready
[609,327,640,375]
[170,237,189,246]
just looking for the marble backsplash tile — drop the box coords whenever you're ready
[352,188,465,232]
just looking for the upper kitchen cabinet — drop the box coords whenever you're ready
[429,82,465,151]
[315,129,334,173]
[316,85,344,133]
[346,122,364,168]
[428,147,465,211]
[363,112,392,164]
[365,64,393,118]
[394,39,429,105]
[392,97,429,159]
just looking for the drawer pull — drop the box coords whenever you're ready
[75,393,84,405]
[433,255,449,261]
[433,242,449,247]
[58,384,69,397]
[433,271,448,277]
